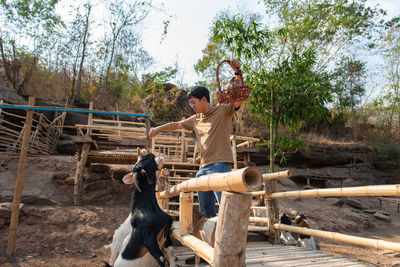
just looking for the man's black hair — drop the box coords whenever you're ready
[188,86,210,103]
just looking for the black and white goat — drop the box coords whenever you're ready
[292,214,317,250]
[104,150,175,267]
[279,213,317,250]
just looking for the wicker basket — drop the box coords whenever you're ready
[216,59,250,104]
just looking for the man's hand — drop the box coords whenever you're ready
[149,127,159,139]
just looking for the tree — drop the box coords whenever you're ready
[0,0,61,93]
[261,0,385,71]
[378,16,400,136]
[332,57,367,140]
[210,15,332,242]
[97,0,153,107]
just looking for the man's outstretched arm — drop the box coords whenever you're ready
[149,122,184,139]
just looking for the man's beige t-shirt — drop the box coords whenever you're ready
[180,103,235,168]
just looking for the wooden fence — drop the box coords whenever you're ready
[0,100,65,163]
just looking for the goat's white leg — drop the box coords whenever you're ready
[105,213,132,266]
[165,246,176,267]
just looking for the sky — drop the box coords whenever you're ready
[141,0,264,86]
[141,0,400,89]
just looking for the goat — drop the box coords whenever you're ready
[104,150,175,267]
[292,214,317,250]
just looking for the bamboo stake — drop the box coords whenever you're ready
[7,97,35,257]
[159,167,262,199]
[274,223,400,252]
[251,184,400,198]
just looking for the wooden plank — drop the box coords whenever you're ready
[75,124,146,133]
[72,135,93,144]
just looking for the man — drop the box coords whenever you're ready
[149,85,244,218]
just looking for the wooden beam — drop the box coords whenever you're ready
[213,191,251,266]
[7,97,35,257]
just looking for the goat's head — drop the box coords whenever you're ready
[131,149,164,192]
[293,214,309,228]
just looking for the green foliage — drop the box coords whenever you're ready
[373,144,400,170]
[249,50,332,129]
[128,67,192,125]
[331,58,367,113]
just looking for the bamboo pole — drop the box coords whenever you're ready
[92,118,145,126]
[274,223,400,252]
[159,167,262,199]
[179,192,193,235]
[229,135,259,142]
[172,223,214,265]
[251,184,400,198]
[7,97,35,257]
[263,170,292,180]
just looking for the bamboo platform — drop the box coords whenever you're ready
[173,242,372,267]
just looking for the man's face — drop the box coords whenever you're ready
[188,96,204,113]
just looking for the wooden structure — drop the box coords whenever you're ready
[0,100,65,163]
[378,197,400,213]
[159,167,389,266]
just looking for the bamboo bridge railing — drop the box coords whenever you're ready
[250,171,400,253]
[158,166,400,266]
[159,167,263,266]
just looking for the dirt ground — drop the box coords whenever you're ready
[0,155,399,267]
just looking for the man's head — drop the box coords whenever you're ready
[188,86,211,114]
[188,86,210,103]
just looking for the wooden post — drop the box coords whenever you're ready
[192,141,199,163]
[265,179,280,243]
[7,97,35,257]
[87,101,93,135]
[74,141,91,205]
[0,99,3,119]
[145,117,151,152]
[232,136,238,170]
[213,191,251,267]
[179,192,193,235]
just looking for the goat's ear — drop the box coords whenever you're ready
[139,148,148,157]
[136,147,141,156]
